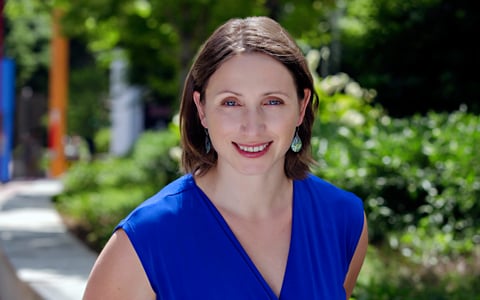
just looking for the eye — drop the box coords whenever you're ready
[265,99,283,105]
[223,99,238,106]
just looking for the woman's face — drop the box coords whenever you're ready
[193,52,310,176]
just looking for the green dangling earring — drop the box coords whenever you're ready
[290,127,302,153]
[204,128,211,154]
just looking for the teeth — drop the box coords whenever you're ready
[238,143,268,153]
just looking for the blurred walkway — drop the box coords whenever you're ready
[0,179,98,300]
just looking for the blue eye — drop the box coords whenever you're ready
[266,99,282,105]
[224,100,237,106]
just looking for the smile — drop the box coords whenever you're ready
[237,143,269,153]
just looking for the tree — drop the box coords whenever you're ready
[4,0,52,91]
[57,0,269,110]
[339,0,480,116]
[55,0,340,110]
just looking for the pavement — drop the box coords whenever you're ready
[0,179,98,300]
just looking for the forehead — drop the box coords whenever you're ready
[206,53,296,94]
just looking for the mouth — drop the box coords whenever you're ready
[236,142,270,153]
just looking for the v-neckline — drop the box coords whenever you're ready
[192,177,296,299]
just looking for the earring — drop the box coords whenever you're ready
[204,128,211,154]
[290,128,302,153]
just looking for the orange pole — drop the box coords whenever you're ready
[48,9,69,177]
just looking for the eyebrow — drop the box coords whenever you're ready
[213,90,241,97]
[213,90,291,97]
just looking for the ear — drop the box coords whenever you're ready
[296,88,311,126]
[193,91,207,128]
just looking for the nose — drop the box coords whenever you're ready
[240,106,266,135]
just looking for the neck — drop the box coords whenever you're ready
[195,167,293,219]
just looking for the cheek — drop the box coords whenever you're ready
[206,107,241,125]
[265,109,301,127]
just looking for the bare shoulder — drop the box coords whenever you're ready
[344,212,368,299]
[82,229,155,300]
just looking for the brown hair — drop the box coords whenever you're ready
[179,16,319,179]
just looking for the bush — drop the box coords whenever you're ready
[311,106,480,262]
[56,187,152,252]
[55,124,181,250]
[94,127,111,154]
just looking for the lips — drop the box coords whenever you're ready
[236,142,270,153]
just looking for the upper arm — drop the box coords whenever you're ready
[343,212,368,299]
[82,229,155,300]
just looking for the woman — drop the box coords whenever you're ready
[83,16,368,300]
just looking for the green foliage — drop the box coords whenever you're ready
[61,127,180,195]
[312,106,480,261]
[57,187,150,251]
[53,1,346,109]
[340,0,479,115]
[298,56,480,264]
[277,0,335,48]
[58,0,269,107]
[4,0,52,88]
[305,53,480,268]
[56,126,181,249]
[353,246,480,299]
[131,126,182,184]
[68,61,110,139]
[93,127,111,154]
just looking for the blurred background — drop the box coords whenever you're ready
[1,0,479,299]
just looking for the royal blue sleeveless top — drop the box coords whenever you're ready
[116,173,364,299]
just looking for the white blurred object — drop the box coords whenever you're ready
[109,55,144,156]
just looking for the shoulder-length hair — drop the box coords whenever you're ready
[179,16,319,179]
